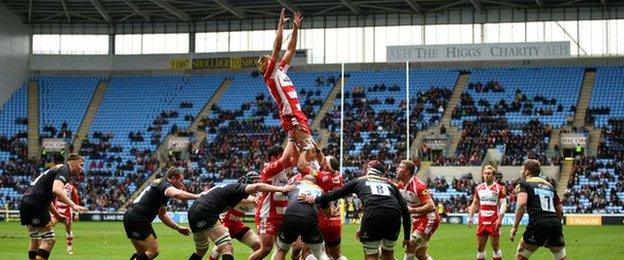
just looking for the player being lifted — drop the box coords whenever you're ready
[257,8,314,151]
[209,172,262,260]
[300,160,411,260]
[509,159,567,260]
[52,180,80,255]
[395,160,440,260]
[19,154,87,260]
[468,165,507,260]
[187,180,295,260]
[123,167,199,260]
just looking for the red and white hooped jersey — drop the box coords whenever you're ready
[399,177,437,221]
[54,183,79,215]
[474,182,506,226]
[263,58,301,116]
[255,160,290,222]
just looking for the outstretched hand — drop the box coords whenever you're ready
[279,7,289,25]
[293,12,303,28]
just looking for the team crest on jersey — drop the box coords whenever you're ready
[422,189,430,195]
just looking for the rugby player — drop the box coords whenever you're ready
[19,153,87,260]
[209,172,262,260]
[250,141,298,260]
[123,167,198,260]
[188,182,295,260]
[297,148,345,260]
[509,159,567,260]
[272,174,330,260]
[257,8,314,151]
[52,181,80,254]
[395,160,440,260]
[300,160,411,260]
[468,165,507,260]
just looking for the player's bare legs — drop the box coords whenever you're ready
[476,234,488,259]
[130,236,159,259]
[249,234,275,260]
[64,221,74,254]
[547,246,568,260]
[28,221,56,260]
[326,245,342,260]
[290,239,305,260]
[289,126,314,152]
[415,246,433,260]
[380,248,395,260]
[516,240,543,260]
[490,235,502,260]
[241,230,261,251]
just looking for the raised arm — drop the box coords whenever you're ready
[282,11,302,65]
[270,8,287,62]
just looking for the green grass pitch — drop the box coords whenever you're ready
[0,222,622,259]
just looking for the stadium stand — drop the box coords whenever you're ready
[585,66,624,127]
[322,69,459,181]
[443,67,583,166]
[78,75,222,211]
[38,76,99,140]
[0,84,32,209]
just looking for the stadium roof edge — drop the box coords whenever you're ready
[3,0,624,25]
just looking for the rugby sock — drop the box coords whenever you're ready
[130,253,138,260]
[35,249,50,260]
[209,247,220,260]
[404,253,415,260]
[189,252,203,260]
[493,249,503,260]
[66,231,74,246]
[222,254,234,260]
[28,250,37,260]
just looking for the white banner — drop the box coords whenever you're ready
[560,133,588,148]
[41,138,67,151]
[168,137,190,151]
[387,42,570,62]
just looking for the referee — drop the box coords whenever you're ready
[509,159,567,260]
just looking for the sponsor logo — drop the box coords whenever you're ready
[32,218,41,225]
[91,215,101,221]
[448,216,462,224]
[566,215,602,225]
